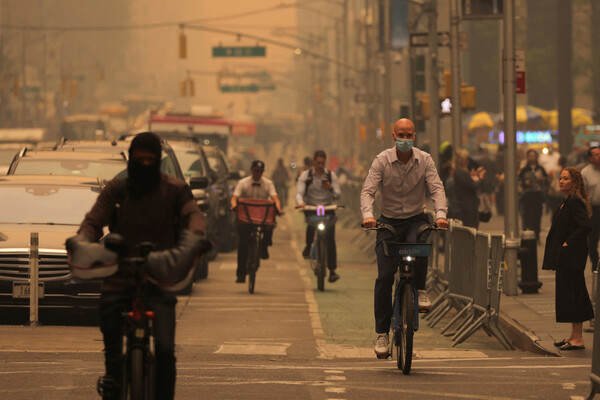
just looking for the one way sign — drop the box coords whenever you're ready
[409,32,451,47]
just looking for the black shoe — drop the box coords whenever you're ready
[236,276,245,283]
[328,271,340,283]
[553,339,567,347]
[260,247,269,260]
[559,342,585,350]
[302,246,310,259]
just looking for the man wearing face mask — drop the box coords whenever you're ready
[75,132,206,400]
[360,118,448,358]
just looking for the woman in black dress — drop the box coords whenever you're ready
[542,167,593,350]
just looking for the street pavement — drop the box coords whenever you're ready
[0,210,596,399]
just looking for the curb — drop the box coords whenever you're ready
[498,312,560,357]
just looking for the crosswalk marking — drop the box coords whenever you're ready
[215,342,290,356]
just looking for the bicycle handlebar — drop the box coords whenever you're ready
[362,221,446,243]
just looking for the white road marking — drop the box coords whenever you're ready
[562,383,576,390]
[325,387,346,394]
[215,342,290,356]
[219,262,237,270]
[326,375,347,381]
[324,370,345,374]
[415,350,488,359]
[571,396,586,400]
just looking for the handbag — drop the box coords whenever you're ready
[478,192,492,222]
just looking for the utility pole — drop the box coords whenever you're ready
[426,0,439,167]
[382,0,392,144]
[341,0,350,161]
[503,0,519,297]
[450,0,462,151]
[557,0,573,156]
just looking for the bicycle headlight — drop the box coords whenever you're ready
[405,256,413,262]
[317,223,326,231]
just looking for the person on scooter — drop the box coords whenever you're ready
[231,160,282,283]
[73,132,206,400]
[296,150,342,283]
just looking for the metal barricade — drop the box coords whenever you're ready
[587,270,600,400]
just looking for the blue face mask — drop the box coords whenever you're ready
[395,138,413,153]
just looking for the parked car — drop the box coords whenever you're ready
[168,140,220,272]
[0,175,104,311]
[7,149,128,180]
[201,145,240,252]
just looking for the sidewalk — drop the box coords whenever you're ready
[477,212,596,358]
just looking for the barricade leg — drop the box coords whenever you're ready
[452,307,487,345]
[427,300,452,327]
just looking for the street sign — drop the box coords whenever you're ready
[409,32,450,47]
[354,93,382,103]
[462,0,503,20]
[212,46,266,57]
[515,49,526,94]
[220,84,260,93]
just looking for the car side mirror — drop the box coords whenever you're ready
[228,171,241,180]
[103,233,126,255]
[190,176,209,190]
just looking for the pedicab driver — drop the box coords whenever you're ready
[360,118,448,358]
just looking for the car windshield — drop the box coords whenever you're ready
[174,150,205,177]
[0,148,19,165]
[0,185,100,225]
[13,159,127,180]
[204,150,227,179]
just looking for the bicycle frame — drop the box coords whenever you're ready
[302,205,338,291]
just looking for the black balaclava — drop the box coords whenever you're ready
[127,132,162,196]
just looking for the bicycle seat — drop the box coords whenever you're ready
[382,242,431,258]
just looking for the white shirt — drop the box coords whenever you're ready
[360,146,447,220]
[582,163,600,206]
[233,176,277,199]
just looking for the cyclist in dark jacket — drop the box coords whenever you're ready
[77,132,205,400]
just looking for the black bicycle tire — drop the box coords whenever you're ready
[130,347,145,400]
[399,283,414,374]
[316,235,327,291]
[247,232,259,294]
[146,347,156,400]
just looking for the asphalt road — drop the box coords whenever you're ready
[0,214,595,399]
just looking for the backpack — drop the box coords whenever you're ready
[304,168,332,196]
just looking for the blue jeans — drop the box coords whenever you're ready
[374,213,429,334]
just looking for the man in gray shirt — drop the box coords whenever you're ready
[582,146,600,271]
[296,150,342,282]
[361,118,448,358]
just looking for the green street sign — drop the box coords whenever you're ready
[212,46,266,57]
[220,84,260,93]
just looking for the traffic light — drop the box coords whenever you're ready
[313,84,323,103]
[12,78,19,97]
[178,31,187,59]
[444,71,451,98]
[461,83,476,109]
[419,93,430,119]
[68,79,78,99]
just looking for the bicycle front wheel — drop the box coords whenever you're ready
[316,236,327,291]
[397,283,414,374]
[129,348,145,400]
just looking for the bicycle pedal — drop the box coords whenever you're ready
[419,307,431,314]
[376,352,391,359]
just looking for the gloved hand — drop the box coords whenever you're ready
[66,234,118,280]
[145,230,211,285]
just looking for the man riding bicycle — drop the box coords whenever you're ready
[231,160,282,283]
[73,132,206,399]
[360,119,448,357]
[296,150,341,283]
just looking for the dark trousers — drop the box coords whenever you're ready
[237,223,273,279]
[589,206,600,271]
[374,213,429,334]
[100,289,177,400]
[305,218,337,271]
[520,191,543,240]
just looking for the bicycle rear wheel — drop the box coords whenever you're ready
[130,347,145,400]
[247,232,259,294]
[397,282,414,374]
[316,236,327,291]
